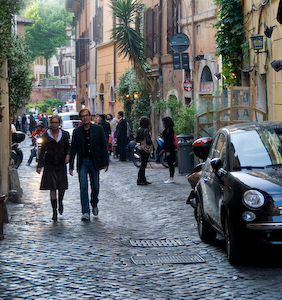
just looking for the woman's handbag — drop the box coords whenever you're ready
[173,133,179,149]
[140,129,153,153]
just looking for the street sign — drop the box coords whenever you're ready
[173,53,181,70]
[183,79,192,92]
[170,33,190,53]
[173,53,190,70]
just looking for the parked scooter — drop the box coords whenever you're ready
[186,137,212,207]
[132,137,166,168]
[11,131,25,169]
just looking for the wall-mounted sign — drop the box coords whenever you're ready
[183,79,192,92]
[173,53,190,70]
[170,33,190,53]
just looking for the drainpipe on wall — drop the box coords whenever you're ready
[158,0,162,88]
[191,0,195,101]
[114,16,116,101]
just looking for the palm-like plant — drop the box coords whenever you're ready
[110,0,150,84]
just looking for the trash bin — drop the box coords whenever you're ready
[177,134,194,175]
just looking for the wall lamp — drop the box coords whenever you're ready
[251,34,264,51]
[214,72,221,80]
[134,93,139,99]
[271,60,282,72]
[264,26,275,38]
[65,25,90,44]
[193,55,204,61]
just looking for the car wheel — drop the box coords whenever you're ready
[224,216,242,264]
[196,201,216,242]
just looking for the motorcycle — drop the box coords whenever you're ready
[36,136,43,162]
[11,131,25,169]
[186,137,212,207]
[132,137,177,168]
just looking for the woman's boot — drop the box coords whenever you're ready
[51,199,57,221]
[58,196,63,215]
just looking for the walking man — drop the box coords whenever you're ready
[69,108,109,221]
[115,111,128,161]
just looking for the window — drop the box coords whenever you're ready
[167,0,178,54]
[196,24,201,35]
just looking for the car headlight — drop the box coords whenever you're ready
[243,190,265,208]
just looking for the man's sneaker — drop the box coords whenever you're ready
[81,213,90,221]
[92,206,99,216]
[164,179,175,184]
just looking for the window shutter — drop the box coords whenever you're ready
[145,8,154,59]
[93,16,97,43]
[167,0,174,54]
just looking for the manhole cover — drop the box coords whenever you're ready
[131,254,205,265]
[129,239,185,247]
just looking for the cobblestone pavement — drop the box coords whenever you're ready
[1,138,282,299]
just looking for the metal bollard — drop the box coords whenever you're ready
[0,194,6,240]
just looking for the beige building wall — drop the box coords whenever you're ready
[97,42,131,116]
[243,0,282,121]
[95,0,132,117]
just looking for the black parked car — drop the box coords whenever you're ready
[190,121,282,264]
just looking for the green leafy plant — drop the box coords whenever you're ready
[8,34,33,117]
[154,95,195,135]
[26,98,63,115]
[213,0,245,86]
[117,67,150,133]
[24,0,73,78]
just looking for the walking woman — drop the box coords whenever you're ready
[136,116,152,185]
[36,115,70,220]
[162,117,176,184]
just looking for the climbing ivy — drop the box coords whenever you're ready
[213,0,245,86]
[117,67,150,134]
[8,34,33,116]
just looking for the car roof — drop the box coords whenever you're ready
[58,112,78,116]
[222,121,282,133]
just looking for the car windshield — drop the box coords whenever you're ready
[63,120,80,129]
[230,129,282,170]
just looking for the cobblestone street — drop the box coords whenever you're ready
[1,138,282,299]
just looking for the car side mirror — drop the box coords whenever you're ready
[211,158,222,172]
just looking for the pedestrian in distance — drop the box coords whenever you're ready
[69,108,109,221]
[162,116,176,184]
[36,115,70,221]
[29,114,36,135]
[115,111,128,161]
[136,116,152,185]
[21,114,27,134]
[98,114,111,141]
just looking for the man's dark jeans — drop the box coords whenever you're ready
[78,158,99,214]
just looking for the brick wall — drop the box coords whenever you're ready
[29,87,57,104]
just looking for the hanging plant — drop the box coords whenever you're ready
[213,0,245,86]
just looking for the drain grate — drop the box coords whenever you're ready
[131,254,205,265]
[129,239,185,247]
